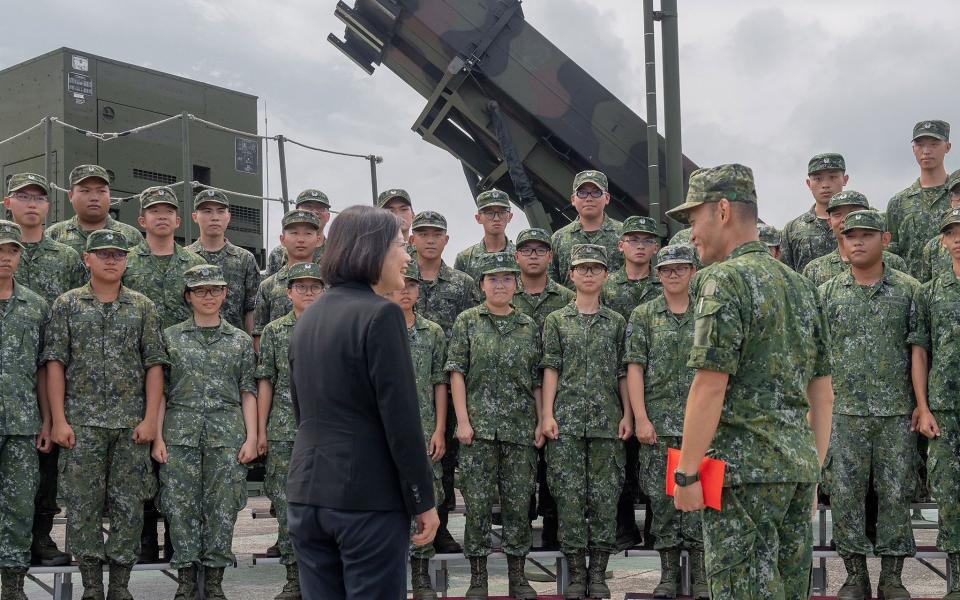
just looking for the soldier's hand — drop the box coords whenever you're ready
[635,417,657,445]
[152,438,168,464]
[36,422,53,453]
[411,507,440,547]
[912,407,940,439]
[133,419,156,445]
[52,422,75,449]
[429,430,446,462]
[534,424,545,449]
[674,480,705,512]
[238,439,259,464]
[618,416,633,440]
[456,423,474,446]
[257,438,268,457]
[541,416,559,440]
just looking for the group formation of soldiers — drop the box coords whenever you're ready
[0,116,958,600]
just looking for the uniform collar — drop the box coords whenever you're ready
[839,263,896,288]
[77,282,134,304]
[413,314,433,331]
[558,301,612,320]
[68,214,118,233]
[726,240,769,261]
[180,317,237,336]
[570,214,617,234]
[133,240,192,261]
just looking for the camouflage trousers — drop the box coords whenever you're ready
[159,444,247,569]
[929,411,960,553]
[459,439,536,557]
[638,436,703,551]
[826,414,916,557]
[410,461,445,559]
[546,436,624,554]
[0,436,39,568]
[60,426,156,565]
[264,441,294,565]
[702,482,815,600]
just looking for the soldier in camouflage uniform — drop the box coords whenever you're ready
[887,120,953,279]
[46,165,144,265]
[378,188,416,243]
[908,207,960,599]
[44,229,167,600]
[256,262,324,600]
[154,265,258,600]
[445,252,542,600]
[381,261,448,600]
[780,153,848,272]
[410,210,479,554]
[264,189,330,276]
[2,174,77,567]
[819,210,919,599]
[625,244,707,599]
[540,244,630,599]
[549,170,624,288]
[0,221,51,600]
[916,168,960,283]
[252,210,321,348]
[757,224,781,260]
[803,191,908,286]
[454,189,516,282]
[187,190,261,332]
[666,164,834,599]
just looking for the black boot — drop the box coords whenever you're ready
[653,548,680,599]
[105,562,133,600]
[587,550,611,599]
[877,556,910,600]
[0,567,28,600]
[173,565,197,600]
[275,562,301,600]
[30,513,70,566]
[409,557,437,600]
[614,496,641,551]
[204,566,228,600]
[564,551,587,599]
[432,505,462,554]
[507,554,537,599]
[79,559,104,600]
[465,557,488,600]
[837,554,869,600]
[688,549,709,599]
[265,539,281,558]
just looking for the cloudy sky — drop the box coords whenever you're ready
[2,0,957,259]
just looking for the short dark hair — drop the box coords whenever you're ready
[321,205,401,286]
[730,200,758,224]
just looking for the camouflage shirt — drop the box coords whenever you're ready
[512,279,575,328]
[623,294,695,437]
[689,241,831,485]
[819,265,919,416]
[908,270,960,412]
[46,215,144,268]
[0,283,48,436]
[918,235,952,284]
[444,305,541,446]
[415,261,479,337]
[601,268,663,321]
[454,238,516,283]
[407,315,448,446]
[780,207,836,272]
[549,215,624,287]
[162,318,256,448]
[123,242,205,330]
[42,284,168,429]
[265,244,325,277]
[541,304,626,438]
[252,264,299,337]
[14,234,84,304]
[186,239,261,329]
[255,311,296,442]
[669,228,692,245]
[887,179,952,279]
[802,249,908,287]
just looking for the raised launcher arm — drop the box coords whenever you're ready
[329,0,698,233]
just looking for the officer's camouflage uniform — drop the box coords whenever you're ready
[160,314,256,570]
[186,239,261,330]
[669,228,691,245]
[46,215,143,277]
[779,207,836,273]
[264,245,324,278]
[919,235,952,283]
[123,241,205,329]
[601,270,662,323]
[13,235,84,304]
[414,261,479,337]
[42,282,167,566]
[455,238,516,283]
[803,249,908,287]
[512,279,575,327]
[549,215,623,288]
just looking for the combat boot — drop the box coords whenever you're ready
[1,567,28,600]
[507,554,537,599]
[264,539,281,558]
[204,567,228,600]
[105,562,133,600]
[409,557,436,600]
[688,549,709,599]
[877,556,910,600]
[587,549,611,599]
[433,506,462,554]
[652,548,681,598]
[465,557,488,600]
[30,514,70,566]
[564,551,587,599]
[541,515,560,550]
[79,559,105,600]
[173,565,197,600]
[837,554,870,600]
[945,553,960,600]
[274,562,301,600]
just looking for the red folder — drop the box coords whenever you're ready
[665,447,726,510]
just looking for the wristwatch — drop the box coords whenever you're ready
[674,469,700,487]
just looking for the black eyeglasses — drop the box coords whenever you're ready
[576,189,604,199]
[480,210,511,220]
[190,287,225,298]
[573,264,606,275]
[518,247,549,257]
[291,283,324,294]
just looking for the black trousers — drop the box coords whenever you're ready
[289,503,409,600]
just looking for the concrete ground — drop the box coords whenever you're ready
[25,500,949,599]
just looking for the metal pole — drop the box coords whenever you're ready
[44,117,56,221]
[369,155,381,205]
[180,111,193,245]
[643,0,661,235]
[277,135,290,213]
[661,0,684,227]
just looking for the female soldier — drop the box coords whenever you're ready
[153,264,258,600]
[540,244,631,599]
[445,252,543,600]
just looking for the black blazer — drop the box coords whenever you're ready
[287,281,436,515]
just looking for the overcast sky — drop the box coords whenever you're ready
[2,0,958,259]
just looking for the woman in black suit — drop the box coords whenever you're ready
[287,205,440,600]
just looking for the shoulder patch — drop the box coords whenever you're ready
[702,279,718,297]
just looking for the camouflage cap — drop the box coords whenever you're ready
[296,189,331,208]
[655,243,695,267]
[940,207,960,233]
[69,164,110,186]
[183,264,227,289]
[193,189,230,209]
[281,209,320,230]
[377,188,411,208]
[85,229,129,252]
[757,224,781,247]
[515,228,552,249]
[411,211,447,231]
[140,186,178,210]
[620,215,658,236]
[287,261,325,284]
[947,168,960,192]
[476,251,520,280]
[807,153,846,174]
[7,172,50,195]
[841,209,885,234]
[0,220,24,249]
[665,163,757,225]
[572,170,608,193]
[913,119,950,142]
[476,188,511,210]
[827,190,870,213]
[569,243,608,268]
[402,260,421,282]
